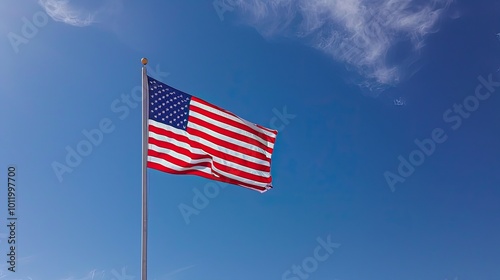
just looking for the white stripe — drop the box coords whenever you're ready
[149,120,271,167]
[148,156,211,174]
[210,163,271,187]
[191,99,277,139]
[149,143,210,166]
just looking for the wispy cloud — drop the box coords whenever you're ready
[38,0,122,27]
[232,0,455,91]
[60,269,105,280]
[38,0,96,27]
[160,265,196,279]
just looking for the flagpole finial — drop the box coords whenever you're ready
[141,58,148,65]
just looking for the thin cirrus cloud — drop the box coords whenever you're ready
[38,0,96,27]
[232,0,456,91]
[59,269,105,280]
[38,0,122,27]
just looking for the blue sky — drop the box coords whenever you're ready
[1,0,500,279]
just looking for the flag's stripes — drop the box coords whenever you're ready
[147,77,277,193]
[148,139,271,189]
[188,112,273,153]
[191,98,276,142]
[148,146,271,186]
[147,161,268,192]
[149,123,270,171]
[186,122,272,160]
[148,123,271,184]
[148,138,271,181]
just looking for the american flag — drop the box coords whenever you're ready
[146,76,278,193]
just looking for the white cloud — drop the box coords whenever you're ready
[39,0,96,27]
[232,0,455,91]
[38,0,122,27]
[60,269,105,280]
[161,265,196,279]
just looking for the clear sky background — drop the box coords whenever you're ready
[1,0,500,280]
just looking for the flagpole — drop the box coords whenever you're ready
[141,57,149,280]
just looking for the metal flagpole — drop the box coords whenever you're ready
[141,57,149,280]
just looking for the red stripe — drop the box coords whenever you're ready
[255,123,277,134]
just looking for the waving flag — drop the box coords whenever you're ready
[146,76,278,193]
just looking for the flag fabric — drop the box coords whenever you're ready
[146,76,278,193]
